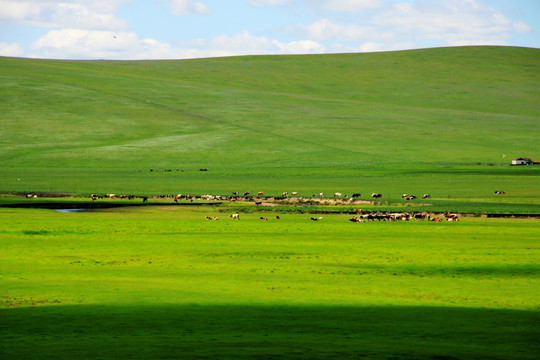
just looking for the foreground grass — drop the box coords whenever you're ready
[1,206,538,358]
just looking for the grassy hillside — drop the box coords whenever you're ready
[1,46,539,199]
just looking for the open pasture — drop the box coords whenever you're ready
[1,46,539,200]
[1,205,539,359]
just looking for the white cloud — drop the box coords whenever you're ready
[168,0,209,16]
[0,41,24,57]
[29,29,177,59]
[191,31,325,57]
[295,18,377,42]
[369,0,529,47]
[28,29,325,60]
[514,21,532,34]
[0,0,129,30]
[322,0,381,12]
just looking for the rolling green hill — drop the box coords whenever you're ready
[1,46,539,200]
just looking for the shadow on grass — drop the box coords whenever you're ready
[1,304,538,359]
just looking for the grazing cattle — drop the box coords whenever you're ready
[351,193,361,198]
[319,193,324,198]
[229,198,236,202]
[243,192,250,196]
[495,191,506,195]
[334,192,342,198]
[355,209,363,215]
[199,168,209,171]
[445,213,459,220]
[282,192,288,197]
[291,192,298,196]
[257,192,264,196]
[274,215,280,220]
[229,214,240,220]
[403,195,417,201]
[232,192,239,196]
[371,193,382,199]
[310,217,323,221]
[105,194,115,199]
[213,217,219,220]
[91,194,98,201]
[142,197,148,202]
[414,213,427,220]
[422,194,431,199]
[255,201,262,205]
[430,217,442,222]
[260,217,268,220]
[349,217,364,223]
[205,216,213,220]
[447,217,459,221]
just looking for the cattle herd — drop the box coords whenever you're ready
[84,191,467,223]
[88,191,438,203]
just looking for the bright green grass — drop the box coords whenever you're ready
[1,46,539,204]
[1,206,538,359]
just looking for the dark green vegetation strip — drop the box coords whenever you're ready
[2,305,538,360]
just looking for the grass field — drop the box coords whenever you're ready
[1,46,539,358]
[1,205,539,358]
[1,46,539,204]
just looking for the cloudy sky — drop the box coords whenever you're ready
[0,0,538,60]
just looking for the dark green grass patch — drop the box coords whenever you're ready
[1,305,538,360]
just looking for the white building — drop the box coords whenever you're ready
[511,157,533,165]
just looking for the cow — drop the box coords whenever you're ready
[414,213,427,220]
[291,192,298,196]
[232,192,239,196]
[371,193,382,199]
[349,217,364,223]
[310,217,323,221]
[282,192,288,197]
[199,168,209,171]
[274,215,280,220]
[205,216,213,220]
[255,201,262,205]
[355,209,363,215]
[260,217,268,220]
[351,193,361,198]
[257,192,264,196]
[445,213,459,220]
[243,192,250,196]
[334,192,342,198]
[495,191,506,195]
[229,214,240,220]
[319,193,324,198]
[422,194,431,199]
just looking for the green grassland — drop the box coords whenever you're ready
[1,47,539,359]
[1,46,539,208]
[1,206,539,359]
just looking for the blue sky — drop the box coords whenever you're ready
[0,0,538,59]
